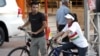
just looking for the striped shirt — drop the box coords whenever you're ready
[62,22,88,48]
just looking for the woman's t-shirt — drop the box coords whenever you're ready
[62,22,88,48]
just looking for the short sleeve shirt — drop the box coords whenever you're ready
[62,22,88,48]
[29,12,46,37]
[56,5,70,25]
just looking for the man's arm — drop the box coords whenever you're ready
[22,20,30,28]
[18,19,30,29]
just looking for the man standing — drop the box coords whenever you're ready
[56,0,70,34]
[18,2,47,56]
[56,0,70,56]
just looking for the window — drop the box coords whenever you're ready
[72,0,83,7]
[0,0,6,7]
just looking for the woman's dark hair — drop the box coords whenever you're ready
[69,13,78,22]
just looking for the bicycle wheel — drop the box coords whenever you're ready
[62,50,74,56]
[48,48,61,56]
[8,47,30,56]
[48,49,56,56]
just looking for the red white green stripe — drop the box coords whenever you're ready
[69,32,79,40]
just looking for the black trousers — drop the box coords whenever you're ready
[58,25,69,56]
[56,42,88,56]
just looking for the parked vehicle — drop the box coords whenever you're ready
[0,0,24,46]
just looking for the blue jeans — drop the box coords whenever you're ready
[56,42,88,56]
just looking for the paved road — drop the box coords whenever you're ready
[0,36,26,56]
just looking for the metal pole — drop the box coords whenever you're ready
[97,13,100,56]
[96,0,100,55]
[45,0,48,23]
[84,0,91,55]
[84,0,89,39]
[44,0,49,39]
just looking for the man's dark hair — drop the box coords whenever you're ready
[69,13,78,22]
[30,2,39,7]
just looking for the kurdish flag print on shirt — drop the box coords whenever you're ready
[69,32,79,40]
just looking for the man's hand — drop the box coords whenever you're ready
[32,32,38,35]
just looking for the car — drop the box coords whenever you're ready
[0,0,24,46]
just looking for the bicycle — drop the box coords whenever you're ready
[48,38,79,56]
[8,28,31,56]
[8,28,78,56]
